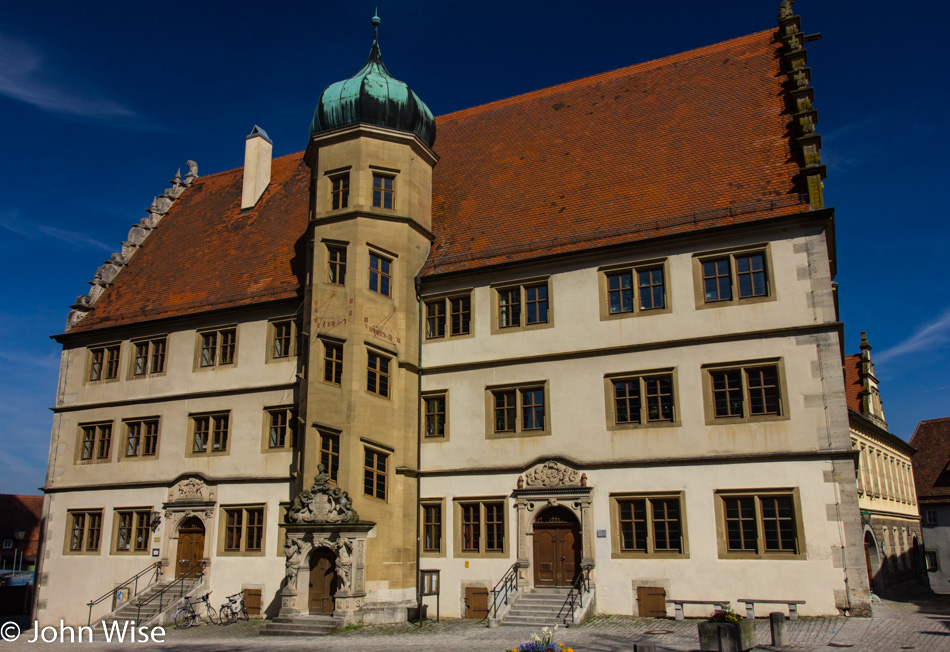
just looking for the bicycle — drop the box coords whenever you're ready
[174,592,219,628]
[219,590,248,624]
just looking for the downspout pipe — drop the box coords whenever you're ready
[414,272,423,625]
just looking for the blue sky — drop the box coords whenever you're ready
[0,1,946,495]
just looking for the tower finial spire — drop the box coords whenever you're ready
[372,10,380,42]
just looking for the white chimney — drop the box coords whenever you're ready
[241,125,272,209]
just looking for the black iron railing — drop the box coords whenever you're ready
[133,561,205,624]
[557,565,592,625]
[489,561,525,620]
[86,562,163,626]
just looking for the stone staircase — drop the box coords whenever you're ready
[260,614,340,636]
[501,588,573,627]
[100,576,202,627]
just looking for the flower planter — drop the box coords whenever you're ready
[698,619,755,652]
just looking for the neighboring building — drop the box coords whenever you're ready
[0,494,43,574]
[910,417,950,594]
[35,3,872,625]
[844,334,923,595]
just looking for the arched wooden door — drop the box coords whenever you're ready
[533,506,581,588]
[309,548,337,615]
[175,517,205,578]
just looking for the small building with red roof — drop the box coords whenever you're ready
[910,417,950,593]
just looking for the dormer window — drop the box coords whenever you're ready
[372,174,394,209]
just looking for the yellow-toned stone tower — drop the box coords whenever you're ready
[276,14,437,626]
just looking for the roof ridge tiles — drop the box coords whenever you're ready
[435,28,776,125]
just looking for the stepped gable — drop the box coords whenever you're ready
[424,28,810,275]
[63,27,816,335]
[910,417,950,502]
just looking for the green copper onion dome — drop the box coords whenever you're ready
[310,14,436,147]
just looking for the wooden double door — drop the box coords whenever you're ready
[309,549,337,615]
[175,517,205,578]
[533,520,581,588]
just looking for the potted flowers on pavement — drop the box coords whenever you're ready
[697,605,754,652]
[508,625,574,652]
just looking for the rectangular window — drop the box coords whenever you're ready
[456,500,506,556]
[115,510,151,553]
[614,494,685,556]
[366,350,391,398]
[124,418,159,457]
[363,448,388,501]
[425,294,472,339]
[707,362,784,422]
[424,394,447,438]
[426,300,446,339]
[372,173,394,209]
[368,253,392,297]
[330,173,349,211]
[191,413,229,454]
[267,408,294,449]
[198,328,237,367]
[79,423,113,462]
[925,550,939,572]
[327,245,347,285]
[925,509,937,526]
[495,281,550,330]
[320,431,340,482]
[423,503,442,553]
[610,373,675,426]
[603,262,668,317]
[67,510,102,553]
[88,344,120,381]
[132,337,166,376]
[323,341,344,385]
[272,321,292,359]
[717,491,802,558]
[222,506,265,554]
[698,249,771,305]
[489,384,549,436]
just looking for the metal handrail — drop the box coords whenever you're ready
[557,565,591,625]
[489,562,524,620]
[87,562,163,626]
[134,561,205,624]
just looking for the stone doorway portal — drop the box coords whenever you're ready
[532,506,581,588]
[175,516,205,578]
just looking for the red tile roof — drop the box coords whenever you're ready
[910,417,950,503]
[0,494,43,559]
[844,353,863,413]
[68,27,809,334]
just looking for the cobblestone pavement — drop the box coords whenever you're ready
[3,595,948,651]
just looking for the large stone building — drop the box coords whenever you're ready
[844,334,923,595]
[35,3,872,626]
[910,418,950,594]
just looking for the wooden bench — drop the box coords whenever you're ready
[665,599,731,621]
[738,599,805,620]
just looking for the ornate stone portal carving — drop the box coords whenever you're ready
[287,464,360,524]
[524,460,580,487]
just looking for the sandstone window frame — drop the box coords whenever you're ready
[324,241,348,286]
[363,446,389,502]
[598,258,672,321]
[368,250,393,297]
[702,359,789,425]
[485,381,551,439]
[218,504,266,557]
[65,509,103,555]
[121,417,160,460]
[129,336,167,379]
[87,343,121,383]
[424,291,474,340]
[112,508,152,555]
[452,497,509,559]
[490,276,554,334]
[187,412,231,457]
[365,347,393,399]
[604,369,680,430]
[195,326,238,369]
[609,491,689,559]
[77,421,114,464]
[319,427,342,482]
[267,318,299,362]
[714,488,805,561]
[329,171,350,211]
[422,390,449,441]
[692,243,777,309]
[319,337,345,387]
[371,172,395,210]
[421,499,446,557]
[262,406,295,452]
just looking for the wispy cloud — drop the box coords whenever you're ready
[0,210,112,252]
[0,33,133,118]
[0,349,60,370]
[876,309,950,364]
